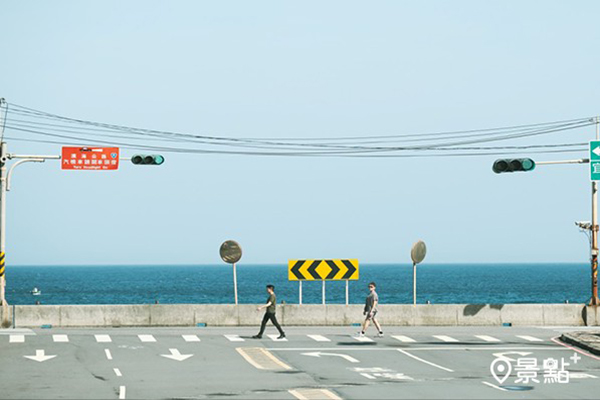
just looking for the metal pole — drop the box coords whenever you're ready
[0,142,6,307]
[413,262,417,306]
[345,280,349,306]
[322,280,325,305]
[592,118,600,306]
[299,281,302,305]
[233,263,238,305]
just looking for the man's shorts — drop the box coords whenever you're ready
[364,310,378,320]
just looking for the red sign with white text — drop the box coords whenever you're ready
[61,147,120,170]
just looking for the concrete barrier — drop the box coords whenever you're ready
[0,303,595,328]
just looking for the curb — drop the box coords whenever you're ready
[560,332,600,356]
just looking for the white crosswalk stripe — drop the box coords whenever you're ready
[53,334,69,343]
[516,335,544,342]
[475,335,501,342]
[392,335,416,343]
[138,334,156,342]
[353,335,374,342]
[95,334,112,343]
[268,334,287,342]
[433,335,459,342]
[307,335,330,342]
[224,334,245,342]
[9,335,24,343]
[182,335,201,342]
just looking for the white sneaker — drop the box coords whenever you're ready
[377,332,384,337]
[356,332,365,337]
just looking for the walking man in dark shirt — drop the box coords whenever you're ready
[253,284,285,339]
[359,281,383,337]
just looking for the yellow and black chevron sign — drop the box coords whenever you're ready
[288,259,359,281]
[0,252,4,277]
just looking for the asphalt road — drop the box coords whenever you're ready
[1,325,599,399]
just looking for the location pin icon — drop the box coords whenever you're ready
[490,358,512,384]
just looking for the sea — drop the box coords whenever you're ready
[3,263,593,306]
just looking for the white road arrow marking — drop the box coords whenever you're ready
[593,146,600,157]
[160,348,193,361]
[24,350,57,363]
[492,351,532,362]
[302,352,359,363]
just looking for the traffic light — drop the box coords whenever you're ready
[492,158,535,174]
[131,154,165,165]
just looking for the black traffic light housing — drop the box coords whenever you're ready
[131,154,165,165]
[492,158,535,174]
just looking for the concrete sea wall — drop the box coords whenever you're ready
[1,303,599,328]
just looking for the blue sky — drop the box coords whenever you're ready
[1,1,600,265]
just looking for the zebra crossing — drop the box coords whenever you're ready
[4,332,548,344]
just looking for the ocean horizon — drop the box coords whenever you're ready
[3,263,592,306]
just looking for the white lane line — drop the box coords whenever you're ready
[360,373,376,380]
[269,346,562,352]
[307,335,330,342]
[52,334,69,343]
[397,349,454,372]
[113,368,122,377]
[9,335,24,343]
[475,335,501,343]
[95,334,112,343]
[119,385,126,399]
[392,335,416,343]
[182,335,201,342]
[516,335,544,342]
[353,336,374,342]
[268,334,288,342]
[289,388,342,400]
[482,381,508,391]
[104,349,113,360]
[138,334,156,342]
[433,335,459,343]
[224,334,244,342]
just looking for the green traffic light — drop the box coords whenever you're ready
[493,158,535,174]
[131,154,165,165]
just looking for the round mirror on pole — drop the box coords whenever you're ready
[410,240,427,306]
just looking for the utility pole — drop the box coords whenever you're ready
[0,142,6,308]
[591,118,600,306]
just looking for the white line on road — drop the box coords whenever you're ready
[182,335,201,342]
[289,388,342,400]
[475,335,501,343]
[516,335,544,342]
[104,349,113,360]
[397,349,454,372]
[119,385,126,399]
[360,373,376,380]
[52,334,69,343]
[95,334,112,343]
[268,334,288,342]
[392,335,416,343]
[433,335,459,343]
[138,334,156,342]
[268,346,563,352]
[113,368,122,377]
[224,334,244,342]
[353,336,374,343]
[482,381,508,391]
[307,335,330,342]
[9,335,24,343]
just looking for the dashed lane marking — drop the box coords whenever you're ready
[52,334,69,343]
[392,335,416,343]
[104,349,113,360]
[289,388,342,400]
[119,385,126,399]
[182,335,201,342]
[138,334,156,343]
[268,334,288,342]
[475,335,501,343]
[433,335,459,343]
[9,335,24,343]
[516,335,544,342]
[224,335,245,342]
[113,368,122,377]
[353,336,374,343]
[236,347,292,370]
[95,335,112,343]
[307,335,331,342]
